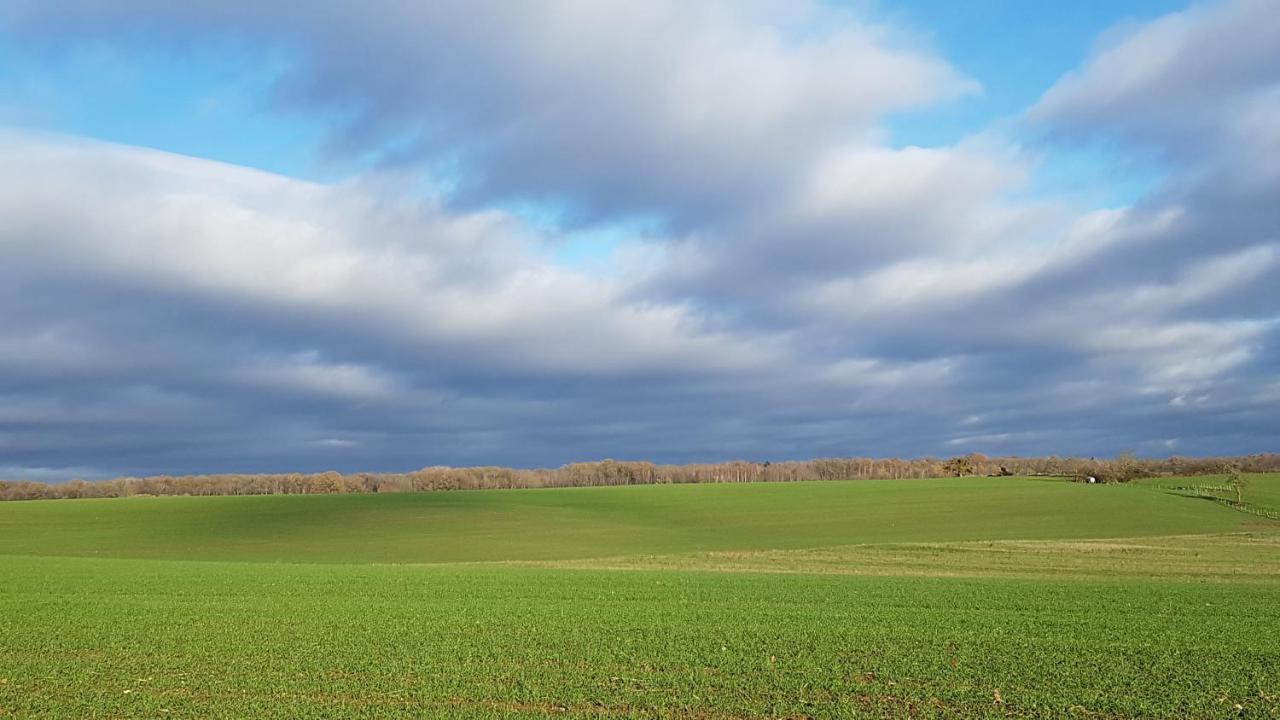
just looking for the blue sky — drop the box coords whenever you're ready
[0,0,1276,479]
[881,0,1186,139]
[880,0,1183,208]
[0,2,1180,220]
[0,39,320,177]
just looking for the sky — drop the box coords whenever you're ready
[1,0,1277,480]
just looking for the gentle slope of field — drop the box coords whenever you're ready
[0,477,1260,564]
[1,475,1278,719]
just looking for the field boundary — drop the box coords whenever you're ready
[1165,484,1280,520]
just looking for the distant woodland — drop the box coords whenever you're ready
[2,453,1278,501]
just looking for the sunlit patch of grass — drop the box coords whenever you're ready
[532,531,1280,581]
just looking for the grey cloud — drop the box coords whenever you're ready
[1,1,1278,479]
[0,133,875,474]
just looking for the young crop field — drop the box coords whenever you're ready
[1,475,1278,718]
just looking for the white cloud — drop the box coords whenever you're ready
[0,132,776,378]
[4,0,975,227]
[0,1,1278,474]
[1032,0,1280,162]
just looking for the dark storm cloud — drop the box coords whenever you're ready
[0,0,1277,479]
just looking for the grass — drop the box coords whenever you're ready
[1,475,1278,718]
[536,531,1280,581]
[0,477,1259,564]
[1136,473,1280,518]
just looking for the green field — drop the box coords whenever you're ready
[2,476,1278,718]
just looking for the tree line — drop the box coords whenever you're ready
[2,453,1277,501]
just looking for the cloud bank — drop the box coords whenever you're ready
[1,0,1276,477]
